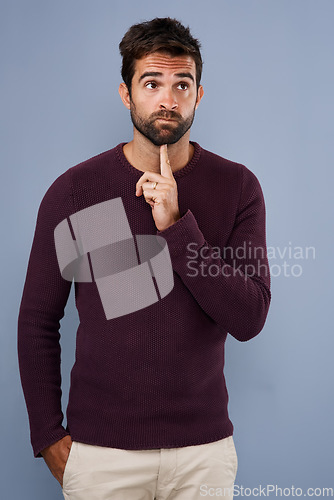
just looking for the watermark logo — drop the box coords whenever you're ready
[186,241,315,279]
[200,484,333,497]
[54,197,174,320]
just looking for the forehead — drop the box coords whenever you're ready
[134,52,196,77]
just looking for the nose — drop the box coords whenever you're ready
[159,88,178,111]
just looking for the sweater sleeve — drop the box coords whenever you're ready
[17,170,74,457]
[158,166,271,342]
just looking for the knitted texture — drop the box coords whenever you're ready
[18,142,271,457]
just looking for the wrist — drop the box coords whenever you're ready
[159,213,180,231]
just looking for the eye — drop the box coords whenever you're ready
[145,81,158,89]
[177,82,189,91]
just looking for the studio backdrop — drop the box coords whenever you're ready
[1,1,333,499]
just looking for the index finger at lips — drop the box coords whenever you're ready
[160,144,173,179]
[135,171,164,196]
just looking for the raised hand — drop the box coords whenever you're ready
[135,144,180,231]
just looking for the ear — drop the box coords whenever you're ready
[195,85,204,110]
[118,82,131,110]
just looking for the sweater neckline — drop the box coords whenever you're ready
[115,141,201,179]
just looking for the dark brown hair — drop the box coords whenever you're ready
[119,17,203,95]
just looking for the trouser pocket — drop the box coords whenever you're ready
[62,441,77,491]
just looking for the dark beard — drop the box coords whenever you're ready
[130,103,196,146]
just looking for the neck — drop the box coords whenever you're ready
[123,130,194,174]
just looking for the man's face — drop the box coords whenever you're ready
[127,52,203,146]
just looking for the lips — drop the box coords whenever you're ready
[156,118,177,122]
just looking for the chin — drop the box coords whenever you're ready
[150,138,180,147]
[150,132,184,146]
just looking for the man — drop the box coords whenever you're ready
[18,17,271,500]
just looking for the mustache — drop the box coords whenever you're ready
[151,110,182,121]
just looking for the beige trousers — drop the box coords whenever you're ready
[62,436,238,500]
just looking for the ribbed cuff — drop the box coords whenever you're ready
[33,427,70,458]
[157,209,205,261]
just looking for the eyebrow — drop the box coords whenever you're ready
[138,71,195,83]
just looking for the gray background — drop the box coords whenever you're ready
[1,0,333,498]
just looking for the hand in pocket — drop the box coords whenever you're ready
[41,435,73,486]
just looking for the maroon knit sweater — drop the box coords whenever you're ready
[18,142,271,458]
